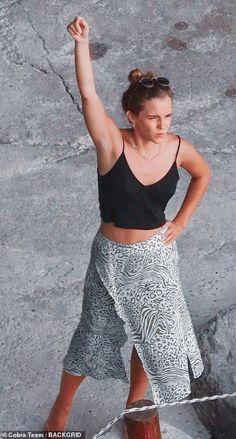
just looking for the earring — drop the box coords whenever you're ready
[131,122,135,128]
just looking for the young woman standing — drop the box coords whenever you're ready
[44,16,212,433]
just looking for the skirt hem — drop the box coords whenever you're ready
[63,367,129,384]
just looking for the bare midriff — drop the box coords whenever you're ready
[99,220,166,245]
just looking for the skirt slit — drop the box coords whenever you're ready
[62,225,204,404]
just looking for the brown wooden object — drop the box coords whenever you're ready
[124,399,161,439]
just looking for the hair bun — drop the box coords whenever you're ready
[128,69,157,85]
[128,69,143,84]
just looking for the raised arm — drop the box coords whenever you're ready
[67,17,120,152]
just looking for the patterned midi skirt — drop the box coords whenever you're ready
[62,224,204,404]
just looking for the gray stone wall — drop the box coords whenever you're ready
[1,1,235,437]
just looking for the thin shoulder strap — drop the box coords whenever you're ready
[122,134,125,153]
[175,135,181,161]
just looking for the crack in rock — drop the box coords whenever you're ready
[23,6,83,114]
[0,15,50,75]
[55,153,84,163]
[29,62,48,75]
[1,5,83,113]
[199,241,226,258]
[0,141,91,150]
[38,265,74,281]
[0,141,235,155]
[0,147,94,178]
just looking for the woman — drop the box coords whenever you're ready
[44,16,212,432]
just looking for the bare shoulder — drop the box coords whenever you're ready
[177,134,212,178]
[163,133,182,167]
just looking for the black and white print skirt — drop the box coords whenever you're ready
[62,225,204,404]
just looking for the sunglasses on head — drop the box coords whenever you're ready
[128,76,170,110]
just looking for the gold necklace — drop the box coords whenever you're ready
[129,134,162,160]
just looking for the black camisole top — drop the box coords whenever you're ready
[97,134,181,230]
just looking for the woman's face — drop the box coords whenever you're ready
[128,95,173,143]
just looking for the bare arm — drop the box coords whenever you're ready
[173,137,212,229]
[74,38,96,99]
[67,17,120,149]
[164,137,212,244]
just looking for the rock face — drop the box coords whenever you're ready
[191,304,236,439]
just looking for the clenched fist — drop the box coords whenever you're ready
[67,16,89,42]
